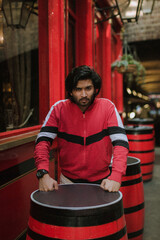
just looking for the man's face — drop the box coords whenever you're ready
[71,79,95,112]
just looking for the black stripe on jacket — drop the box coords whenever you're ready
[108,126,127,135]
[86,127,127,146]
[58,132,84,145]
[40,126,58,133]
[112,140,129,149]
[36,126,128,149]
[36,126,58,145]
[36,136,53,145]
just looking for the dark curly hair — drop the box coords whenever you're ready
[65,65,102,99]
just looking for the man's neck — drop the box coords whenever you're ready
[78,99,95,113]
[79,105,88,113]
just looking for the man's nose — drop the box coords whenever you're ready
[81,89,87,97]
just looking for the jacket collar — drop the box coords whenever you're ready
[69,98,97,114]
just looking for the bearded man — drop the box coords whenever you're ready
[34,65,129,192]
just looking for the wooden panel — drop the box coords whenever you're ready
[0,172,38,240]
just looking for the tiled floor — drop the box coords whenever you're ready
[143,147,160,240]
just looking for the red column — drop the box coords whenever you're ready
[48,0,65,108]
[76,0,93,66]
[38,0,49,123]
[102,20,112,100]
[38,0,65,123]
[115,35,123,113]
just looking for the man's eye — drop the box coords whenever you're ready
[75,88,81,91]
[86,86,92,90]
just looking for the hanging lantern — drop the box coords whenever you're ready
[116,0,143,23]
[2,0,37,29]
[141,0,155,14]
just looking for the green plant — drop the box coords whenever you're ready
[111,59,128,69]
[111,54,146,78]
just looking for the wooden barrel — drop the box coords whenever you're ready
[121,156,145,240]
[125,126,155,182]
[127,118,155,143]
[26,184,128,240]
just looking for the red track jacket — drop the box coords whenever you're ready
[34,98,129,183]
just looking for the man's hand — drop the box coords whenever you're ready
[39,174,58,191]
[100,179,121,192]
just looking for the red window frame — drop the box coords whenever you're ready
[0,0,66,139]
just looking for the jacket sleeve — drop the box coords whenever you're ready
[107,103,129,184]
[34,141,51,171]
[34,104,59,171]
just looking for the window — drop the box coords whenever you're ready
[0,1,38,132]
[65,0,76,76]
[68,14,76,73]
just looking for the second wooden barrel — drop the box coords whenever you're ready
[127,118,155,143]
[121,156,145,240]
[127,118,154,128]
[125,126,155,182]
[26,184,128,240]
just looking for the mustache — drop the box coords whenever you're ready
[80,97,89,101]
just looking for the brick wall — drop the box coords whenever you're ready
[124,1,160,43]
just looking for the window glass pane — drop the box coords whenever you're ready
[0,1,39,132]
[68,14,76,73]
[69,0,76,13]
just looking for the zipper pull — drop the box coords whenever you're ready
[83,113,85,118]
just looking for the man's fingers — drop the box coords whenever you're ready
[39,177,59,192]
[100,179,109,190]
[53,181,58,190]
[40,184,58,192]
[100,179,120,192]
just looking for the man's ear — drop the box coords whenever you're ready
[70,92,73,96]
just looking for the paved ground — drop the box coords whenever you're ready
[143,147,160,240]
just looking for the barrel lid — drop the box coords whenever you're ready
[109,156,140,167]
[127,156,140,165]
[110,156,141,176]
[128,118,154,124]
[125,125,153,133]
[31,184,122,210]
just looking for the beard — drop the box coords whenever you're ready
[71,94,95,109]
